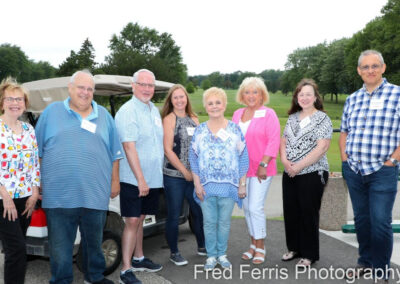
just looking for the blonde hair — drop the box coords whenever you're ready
[236,77,269,105]
[0,77,29,113]
[202,87,227,107]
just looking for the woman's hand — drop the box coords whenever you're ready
[195,185,206,201]
[22,192,39,218]
[238,184,246,199]
[182,169,193,181]
[286,162,302,178]
[256,166,267,183]
[2,195,18,221]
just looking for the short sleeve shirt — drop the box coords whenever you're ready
[283,111,332,175]
[35,99,123,210]
[115,96,164,188]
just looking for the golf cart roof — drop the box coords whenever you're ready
[23,74,174,114]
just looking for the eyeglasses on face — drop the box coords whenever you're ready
[4,97,24,103]
[136,82,155,89]
[359,64,382,71]
[75,85,95,93]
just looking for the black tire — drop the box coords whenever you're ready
[76,230,122,276]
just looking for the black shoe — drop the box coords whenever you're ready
[170,252,188,266]
[197,247,207,256]
[119,270,142,284]
[132,257,163,272]
[84,278,115,284]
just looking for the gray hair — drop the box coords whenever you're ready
[132,69,155,83]
[358,50,385,66]
[70,69,95,84]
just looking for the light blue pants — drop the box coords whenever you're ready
[200,196,235,258]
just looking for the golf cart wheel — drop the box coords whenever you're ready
[76,230,122,276]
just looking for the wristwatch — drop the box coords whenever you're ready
[389,157,399,166]
[259,162,268,168]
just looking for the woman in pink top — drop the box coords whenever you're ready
[232,77,280,264]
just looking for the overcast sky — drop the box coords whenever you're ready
[1,0,388,76]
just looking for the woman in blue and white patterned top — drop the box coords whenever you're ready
[189,87,249,271]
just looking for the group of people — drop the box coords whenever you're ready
[0,49,398,284]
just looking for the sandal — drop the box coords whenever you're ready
[252,247,265,265]
[296,258,313,267]
[241,244,256,260]
[281,251,299,262]
[345,265,372,280]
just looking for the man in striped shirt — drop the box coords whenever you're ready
[35,70,123,284]
[340,50,400,282]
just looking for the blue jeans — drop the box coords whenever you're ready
[342,162,398,275]
[164,175,205,253]
[199,196,235,258]
[45,208,106,284]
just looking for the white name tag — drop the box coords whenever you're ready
[370,98,384,110]
[216,128,230,141]
[154,117,162,127]
[254,109,266,118]
[299,116,311,129]
[186,127,195,136]
[81,119,97,133]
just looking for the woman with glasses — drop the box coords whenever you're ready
[0,77,40,284]
[161,84,205,266]
[280,79,332,267]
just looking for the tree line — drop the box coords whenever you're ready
[1,0,399,100]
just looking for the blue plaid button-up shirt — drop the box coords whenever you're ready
[340,78,400,176]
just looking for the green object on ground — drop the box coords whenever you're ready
[342,224,400,233]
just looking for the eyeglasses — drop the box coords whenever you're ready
[75,85,95,93]
[359,64,382,71]
[4,97,24,103]
[136,82,155,89]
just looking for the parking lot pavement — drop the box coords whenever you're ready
[2,219,400,283]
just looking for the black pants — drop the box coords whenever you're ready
[282,171,328,261]
[0,197,30,284]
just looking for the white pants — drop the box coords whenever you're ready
[243,176,273,240]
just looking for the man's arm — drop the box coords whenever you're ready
[339,132,348,162]
[110,160,120,198]
[384,145,400,166]
[122,142,149,197]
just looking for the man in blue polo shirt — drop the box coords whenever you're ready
[340,50,400,282]
[115,69,163,284]
[35,70,123,284]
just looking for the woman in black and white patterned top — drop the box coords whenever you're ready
[280,79,332,267]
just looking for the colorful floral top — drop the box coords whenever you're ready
[0,119,40,199]
[189,121,249,206]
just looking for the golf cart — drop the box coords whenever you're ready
[19,74,192,275]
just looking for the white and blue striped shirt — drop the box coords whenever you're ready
[341,78,400,175]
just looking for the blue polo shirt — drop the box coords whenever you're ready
[115,96,164,188]
[35,98,123,210]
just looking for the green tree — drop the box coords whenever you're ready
[30,61,57,80]
[58,38,97,76]
[103,22,187,84]
[0,44,32,82]
[186,81,195,93]
[201,79,211,90]
[259,69,284,93]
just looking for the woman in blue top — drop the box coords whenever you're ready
[189,87,249,271]
[161,84,205,266]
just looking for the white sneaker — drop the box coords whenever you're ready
[217,255,232,269]
[204,257,217,271]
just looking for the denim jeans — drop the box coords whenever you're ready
[342,162,398,275]
[45,208,106,284]
[199,196,235,258]
[164,175,205,253]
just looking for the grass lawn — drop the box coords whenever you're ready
[156,89,347,173]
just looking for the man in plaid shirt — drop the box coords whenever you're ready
[340,50,400,282]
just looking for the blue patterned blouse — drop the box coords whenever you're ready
[189,120,249,207]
